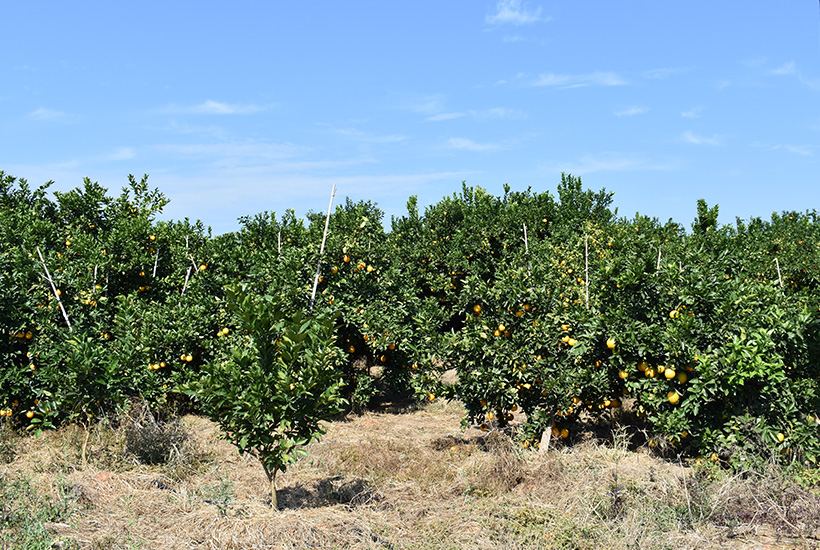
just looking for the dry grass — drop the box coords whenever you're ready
[3,401,820,549]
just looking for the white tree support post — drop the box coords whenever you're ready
[152,248,160,278]
[539,416,555,453]
[775,258,784,287]
[181,266,192,297]
[36,247,72,332]
[523,223,531,276]
[585,235,589,309]
[309,184,337,314]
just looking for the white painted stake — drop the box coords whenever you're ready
[36,247,72,332]
[309,183,337,313]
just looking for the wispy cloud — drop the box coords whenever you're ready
[771,60,796,75]
[332,126,409,144]
[486,0,547,25]
[532,71,626,88]
[160,100,272,115]
[614,106,648,117]
[642,67,691,80]
[752,141,813,156]
[426,107,526,122]
[767,60,820,90]
[106,147,136,161]
[28,107,71,121]
[558,152,678,174]
[426,112,466,122]
[682,131,723,146]
[155,140,307,161]
[401,94,446,115]
[447,137,501,152]
[681,107,702,119]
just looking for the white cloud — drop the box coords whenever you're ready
[475,107,526,119]
[486,0,547,25]
[681,107,702,119]
[447,137,500,152]
[642,67,691,80]
[160,100,271,115]
[533,71,626,88]
[155,140,307,161]
[752,141,813,156]
[772,60,796,75]
[426,112,466,122]
[28,107,69,121]
[614,106,648,117]
[332,126,409,144]
[106,147,136,161]
[426,107,525,122]
[558,152,678,174]
[682,131,723,146]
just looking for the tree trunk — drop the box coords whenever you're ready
[264,465,279,509]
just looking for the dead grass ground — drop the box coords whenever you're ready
[3,401,820,549]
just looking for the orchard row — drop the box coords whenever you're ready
[2,171,819,466]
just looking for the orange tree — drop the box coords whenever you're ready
[184,285,345,509]
[307,198,430,409]
[0,173,224,429]
[576,204,820,465]
[410,176,617,443]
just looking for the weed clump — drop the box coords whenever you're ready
[123,405,189,466]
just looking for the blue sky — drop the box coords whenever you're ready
[2,1,819,234]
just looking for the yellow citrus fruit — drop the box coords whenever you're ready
[26,410,34,419]
[618,370,628,380]
[668,391,680,404]
[670,310,680,319]
[185,354,193,362]
[428,393,435,402]
[637,361,647,372]
[676,371,688,383]
[560,428,569,439]
[331,266,338,274]
[606,337,616,349]
[777,432,785,443]
[665,369,676,380]
[567,338,577,346]
[149,234,156,241]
